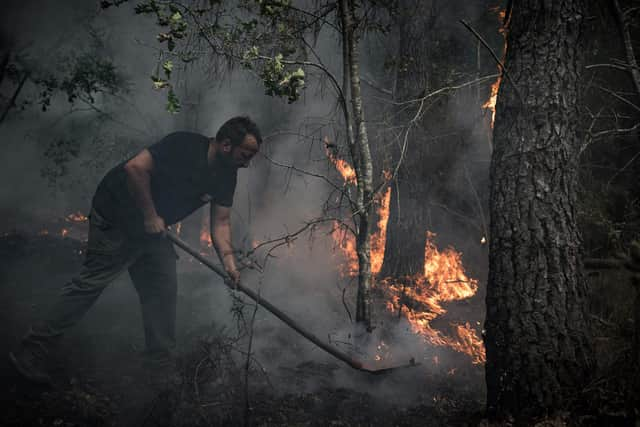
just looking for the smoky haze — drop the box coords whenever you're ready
[1,0,495,408]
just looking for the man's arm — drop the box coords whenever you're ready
[123,149,165,234]
[210,203,240,286]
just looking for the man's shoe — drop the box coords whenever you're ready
[9,345,52,385]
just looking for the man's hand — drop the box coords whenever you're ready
[225,266,240,290]
[144,215,166,235]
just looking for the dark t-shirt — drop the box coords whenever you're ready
[92,132,237,235]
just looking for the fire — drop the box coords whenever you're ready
[371,186,391,275]
[325,139,484,365]
[380,232,485,364]
[483,7,508,129]
[200,211,212,248]
[325,137,356,184]
[61,228,69,237]
[66,212,88,223]
[482,76,501,128]
[331,222,358,277]
[330,184,391,277]
[326,137,391,276]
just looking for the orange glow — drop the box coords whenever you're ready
[380,231,485,364]
[325,137,356,184]
[330,180,391,277]
[483,8,507,129]
[66,212,88,223]
[371,187,391,275]
[482,76,501,128]
[200,212,212,248]
[175,222,182,236]
[325,139,484,364]
[38,229,49,236]
[61,228,69,237]
[331,221,358,277]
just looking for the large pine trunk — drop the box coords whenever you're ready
[485,0,594,420]
[379,0,433,279]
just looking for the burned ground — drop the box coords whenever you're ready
[1,231,490,427]
[1,229,637,426]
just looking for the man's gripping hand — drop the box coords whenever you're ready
[224,265,241,290]
[144,215,166,235]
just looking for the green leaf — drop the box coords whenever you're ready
[166,88,181,113]
[151,75,169,89]
[162,60,173,78]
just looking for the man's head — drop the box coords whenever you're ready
[215,116,262,168]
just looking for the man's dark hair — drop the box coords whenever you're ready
[216,116,262,147]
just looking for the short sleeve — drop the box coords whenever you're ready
[214,169,237,207]
[148,132,201,174]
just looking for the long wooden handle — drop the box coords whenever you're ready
[165,232,370,370]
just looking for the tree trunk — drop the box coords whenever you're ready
[340,0,374,330]
[379,0,433,279]
[485,0,594,420]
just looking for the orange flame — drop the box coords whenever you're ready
[325,137,356,184]
[483,8,508,129]
[330,182,391,277]
[482,76,501,128]
[324,139,484,364]
[371,186,391,275]
[61,228,69,237]
[381,231,485,364]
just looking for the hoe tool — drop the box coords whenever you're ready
[166,232,419,375]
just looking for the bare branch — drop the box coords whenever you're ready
[459,19,522,101]
[611,0,640,97]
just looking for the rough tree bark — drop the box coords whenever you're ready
[485,0,594,420]
[380,0,435,279]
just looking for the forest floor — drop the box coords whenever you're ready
[0,231,637,426]
[0,231,487,427]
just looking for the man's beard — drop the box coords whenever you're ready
[215,150,237,168]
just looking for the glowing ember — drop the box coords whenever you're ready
[200,212,213,248]
[38,229,49,236]
[61,228,69,237]
[175,222,182,235]
[66,212,88,222]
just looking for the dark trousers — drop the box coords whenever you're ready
[24,208,177,356]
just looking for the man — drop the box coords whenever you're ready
[10,116,262,384]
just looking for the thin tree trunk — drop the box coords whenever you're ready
[340,0,374,330]
[485,0,594,420]
[611,0,640,97]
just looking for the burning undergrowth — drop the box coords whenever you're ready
[327,148,486,369]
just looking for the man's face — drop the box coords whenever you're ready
[221,134,259,168]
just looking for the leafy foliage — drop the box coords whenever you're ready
[101,0,315,110]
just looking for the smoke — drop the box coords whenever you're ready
[1,0,493,409]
